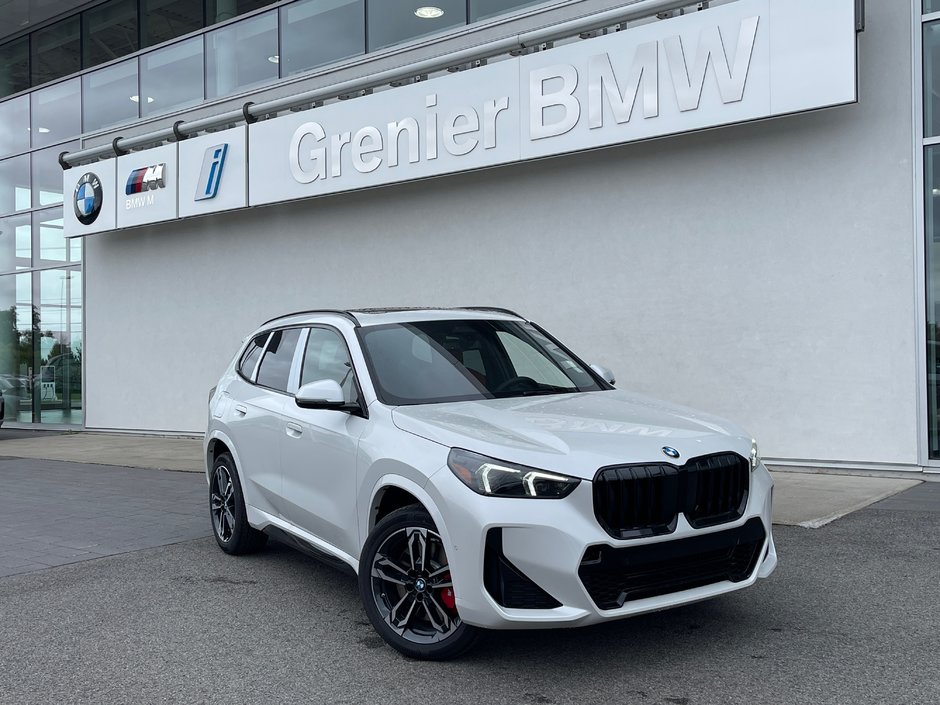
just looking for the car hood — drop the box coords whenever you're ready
[391,390,752,480]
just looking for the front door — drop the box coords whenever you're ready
[280,327,366,558]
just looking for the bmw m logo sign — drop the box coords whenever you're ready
[125,163,166,195]
[73,172,103,225]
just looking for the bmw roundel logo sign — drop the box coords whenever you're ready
[662,446,680,459]
[73,172,103,225]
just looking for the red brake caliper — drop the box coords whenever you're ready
[439,572,456,611]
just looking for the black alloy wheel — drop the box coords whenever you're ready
[359,506,481,660]
[209,452,267,555]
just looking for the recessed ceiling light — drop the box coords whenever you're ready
[415,6,444,19]
[129,95,155,103]
[267,54,280,64]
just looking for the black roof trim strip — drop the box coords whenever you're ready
[260,310,361,327]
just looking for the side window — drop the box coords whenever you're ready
[256,328,302,392]
[238,332,269,380]
[301,328,358,404]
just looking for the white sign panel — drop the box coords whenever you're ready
[63,0,857,238]
[63,159,118,237]
[178,126,247,218]
[248,59,521,207]
[116,143,178,229]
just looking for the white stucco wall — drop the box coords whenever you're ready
[85,0,918,467]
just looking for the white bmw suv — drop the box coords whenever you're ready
[205,308,776,660]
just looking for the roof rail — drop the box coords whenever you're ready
[456,307,526,320]
[260,309,360,327]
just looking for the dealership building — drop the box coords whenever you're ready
[1,0,937,474]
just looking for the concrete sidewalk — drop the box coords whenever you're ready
[0,430,925,528]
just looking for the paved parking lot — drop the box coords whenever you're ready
[0,457,937,705]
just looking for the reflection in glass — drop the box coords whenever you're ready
[0,214,30,273]
[83,60,139,132]
[83,0,139,67]
[928,1,940,13]
[470,0,545,22]
[0,272,36,422]
[0,156,30,216]
[928,145,940,457]
[206,10,278,98]
[36,208,70,265]
[208,0,279,23]
[0,96,29,158]
[0,37,30,99]
[140,38,205,116]
[928,22,940,138]
[39,267,82,424]
[33,144,79,209]
[142,0,204,47]
[31,16,81,86]
[31,79,82,148]
[367,0,465,51]
[280,0,364,76]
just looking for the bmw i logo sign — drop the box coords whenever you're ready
[662,446,680,459]
[73,172,103,225]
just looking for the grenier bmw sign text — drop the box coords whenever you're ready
[62,0,857,237]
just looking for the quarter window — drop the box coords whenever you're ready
[256,328,302,391]
[238,332,269,380]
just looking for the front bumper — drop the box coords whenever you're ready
[424,462,776,629]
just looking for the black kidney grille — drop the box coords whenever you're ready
[593,452,749,539]
[578,517,766,610]
[685,453,750,528]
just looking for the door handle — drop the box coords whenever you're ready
[234,404,247,416]
[286,422,303,438]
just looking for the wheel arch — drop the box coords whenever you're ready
[365,476,452,557]
[205,429,242,483]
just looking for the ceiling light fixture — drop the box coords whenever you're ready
[415,6,444,19]
[130,95,155,104]
[27,127,50,133]
[268,54,280,64]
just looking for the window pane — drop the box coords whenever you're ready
[35,208,71,265]
[31,16,81,86]
[0,95,30,158]
[928,1,940,13]
[0,213,31,273]
[83,0,139,67]
[239,332,269,379]
[470,0,545,22]
[256,328,301,391]
[83,60,139,132]
[302,328,357,403]
[0,272,35,422]
[928,145,940,457]
[141,0,204,47]
[208,0,279,24]
[0,155,30,216]
[39,267,82,424]
[140,37,204,116]
[0,38,30,99]
[367,0,465,51]
[280,0,364,77]
[33,143,79,210]
[31,79,81,147]
[206,10,278,99]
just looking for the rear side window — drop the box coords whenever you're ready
[256,328,302,392]
[238,333,269,380]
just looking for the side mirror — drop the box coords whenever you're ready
[590,364,616,386]
[295,379,345,409]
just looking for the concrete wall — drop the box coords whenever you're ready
[85,0,918,467]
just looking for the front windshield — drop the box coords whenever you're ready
[358,319,605,405]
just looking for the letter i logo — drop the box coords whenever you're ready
[195,143,228,200]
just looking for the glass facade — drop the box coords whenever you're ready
[0,87,82,425]
[367,0,466,51]
[927,16,940,458]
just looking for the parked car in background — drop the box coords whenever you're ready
[205,308,776,660]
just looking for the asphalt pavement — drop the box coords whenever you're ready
[0,457,937,705]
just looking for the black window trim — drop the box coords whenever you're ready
[236,330,271,384]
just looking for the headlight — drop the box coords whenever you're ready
[447,448,580,499]
[749,438,761,472]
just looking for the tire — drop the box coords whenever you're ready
[359,506,482,660]
[209,452,267,555]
